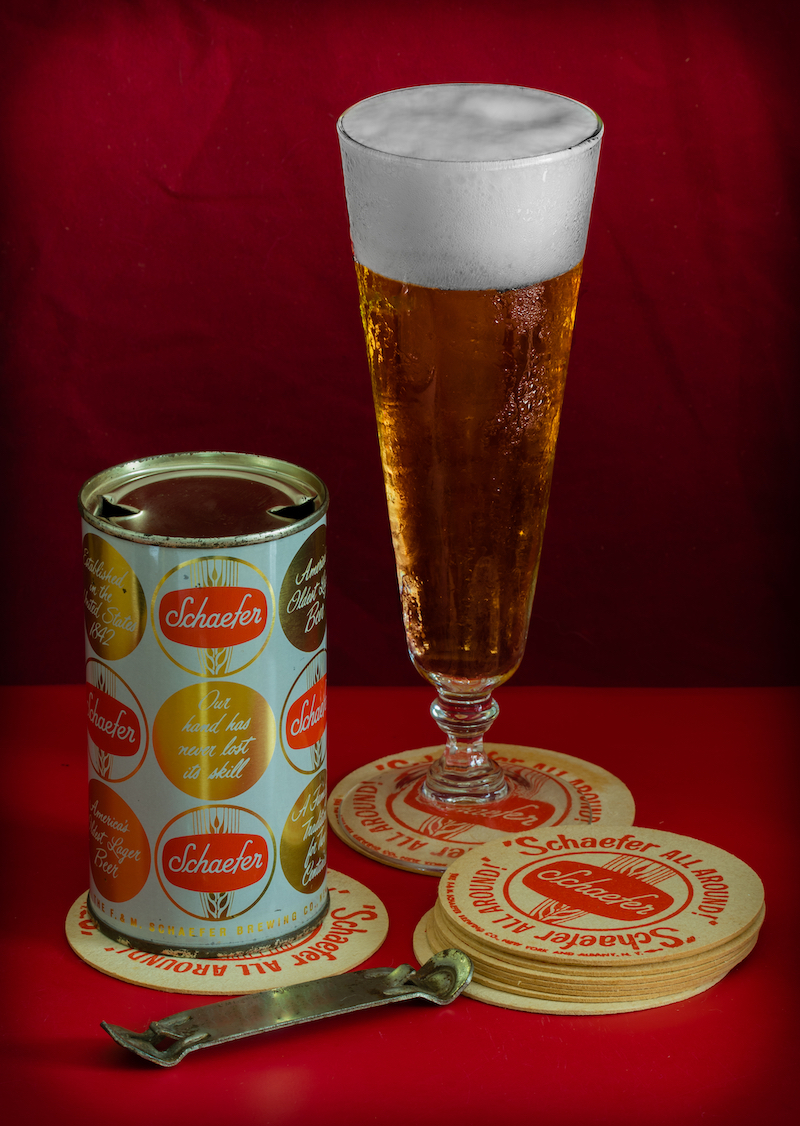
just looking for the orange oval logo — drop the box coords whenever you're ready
[286,676,327,750]
[521,860,674,920]
[162,833,268,892]
[86,685,141,757]
[158,587,267,647]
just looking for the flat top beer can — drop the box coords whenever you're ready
[79,452,329,956]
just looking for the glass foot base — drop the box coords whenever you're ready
[327,743,635,876]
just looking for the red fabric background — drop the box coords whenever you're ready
[0,0,797,688]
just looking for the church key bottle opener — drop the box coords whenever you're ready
[101,949,473,1066]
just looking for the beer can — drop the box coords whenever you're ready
[79,452,329,956]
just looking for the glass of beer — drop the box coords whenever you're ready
[336,84,602,872]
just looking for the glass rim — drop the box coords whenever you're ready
[337,82,603,168]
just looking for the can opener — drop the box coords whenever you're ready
[101,948,473,1066]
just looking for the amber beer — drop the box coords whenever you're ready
[357,261,581,684]
[339,84,602,688]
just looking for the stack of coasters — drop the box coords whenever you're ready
[413,826,765,1014]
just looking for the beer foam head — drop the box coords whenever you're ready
[341,84,598,161]
[338,84,602,289]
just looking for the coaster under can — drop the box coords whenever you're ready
[80,452,329,956]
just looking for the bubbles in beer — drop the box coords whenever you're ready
[358,261,583,683]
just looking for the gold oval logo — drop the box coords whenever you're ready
[153,682,275,800]
[280,771,327,894]
[152,556,274,678]
[279,526,326,652]
[83,534,146,660]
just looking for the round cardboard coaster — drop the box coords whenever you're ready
[413,915,732,1015]
[436,826,764,968]
[328,744,635,875]
[66,870,389,995]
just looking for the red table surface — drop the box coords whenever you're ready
[2,684,798,1124]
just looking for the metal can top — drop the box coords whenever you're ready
[79,452,329,547]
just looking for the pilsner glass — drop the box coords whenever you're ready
[336,84,602,873]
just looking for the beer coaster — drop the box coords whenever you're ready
[437,827,764,967]
[328,744,635,875]
[65,870,389,996]
[413,916,734,1015]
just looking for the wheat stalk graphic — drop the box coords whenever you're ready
[192,557,238,677]
[526,856,676,926]
[415,768,552,842]
[88,663,114,779]
[306,653,326,771]
[192,805,241,920]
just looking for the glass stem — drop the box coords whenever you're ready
[421,689,509,804]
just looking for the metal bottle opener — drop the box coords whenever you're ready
[101,948,473,1066]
